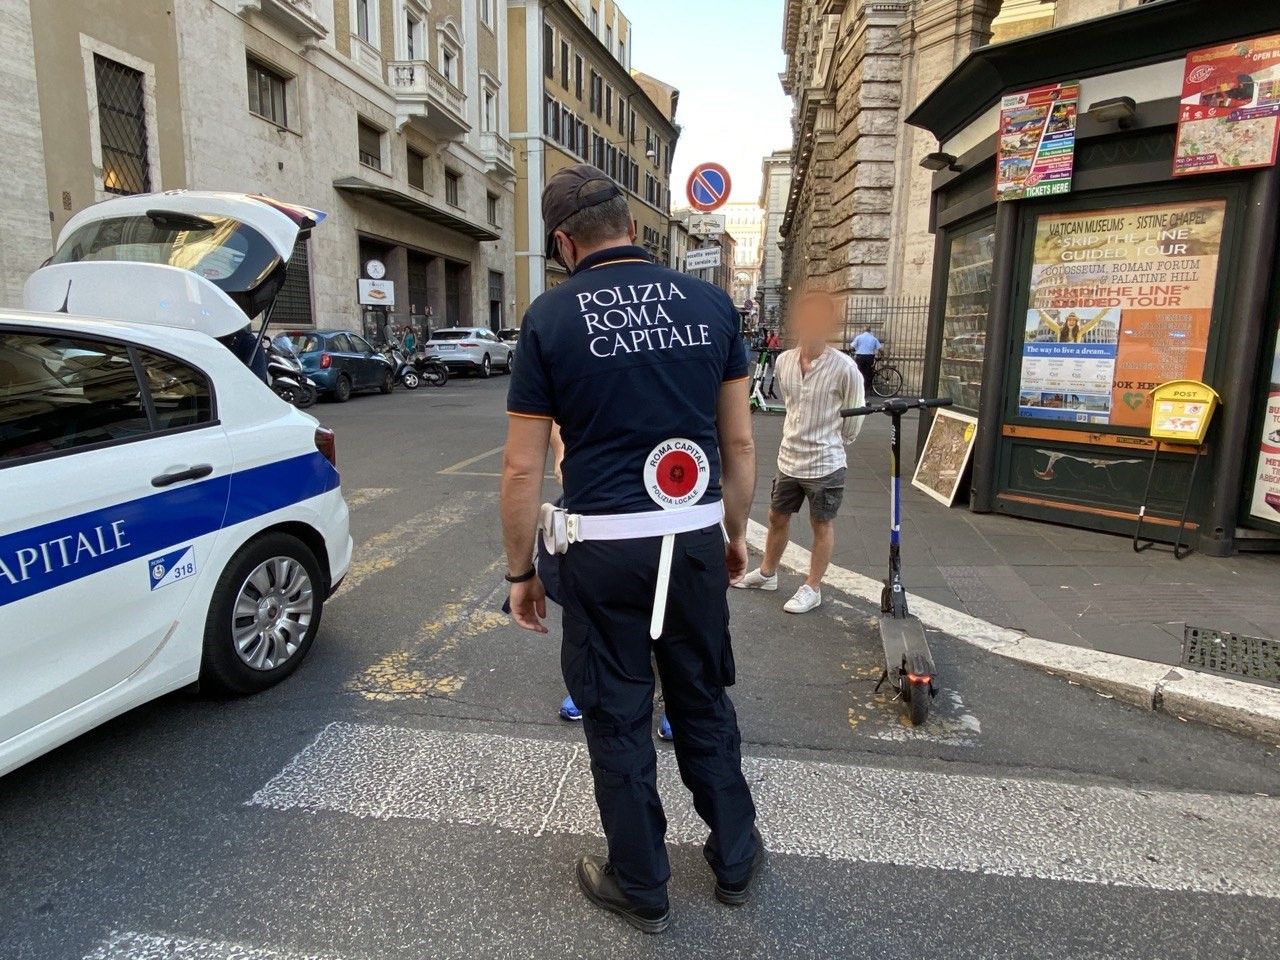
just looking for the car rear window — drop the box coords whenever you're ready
[51,213,281,296]
[286,334,321,353]
[432,331,471,341]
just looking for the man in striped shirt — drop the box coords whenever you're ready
[734,291,864,613]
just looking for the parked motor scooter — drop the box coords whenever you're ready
[382,342,421,390]
[413,352,449,387]
[265,335,317,408]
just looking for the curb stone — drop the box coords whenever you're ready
[746,520,1280,743]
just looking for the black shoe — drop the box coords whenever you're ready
[714,829,766,906]
[576,855,671,934]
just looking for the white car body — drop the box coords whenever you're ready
[425,327,513,375]
[1,191,351,778]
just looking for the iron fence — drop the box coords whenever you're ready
[843,296,930,395]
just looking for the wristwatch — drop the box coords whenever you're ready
[504,567,537,584]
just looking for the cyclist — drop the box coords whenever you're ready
[849,324,881,389]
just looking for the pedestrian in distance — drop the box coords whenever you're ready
[500,164,763,934]
[735,290,865,613]
[850,323,881,389]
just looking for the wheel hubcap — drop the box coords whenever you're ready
[231,557,314,670]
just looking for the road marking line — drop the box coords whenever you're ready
[250,722,1280,899]
[347,567,505,701]
[84,931,344,960]
[343,487,396,510]
[438,445,504,475]
[333,492,490,599]
[537,743,580,838]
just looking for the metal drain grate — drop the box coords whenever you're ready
[1182,626,1280,685]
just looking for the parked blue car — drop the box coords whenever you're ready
[283,330,394,402]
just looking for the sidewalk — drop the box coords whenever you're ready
[749,410,1280,670]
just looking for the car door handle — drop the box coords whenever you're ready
[151,464,214,488]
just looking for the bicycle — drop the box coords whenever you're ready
[852,352,903,399]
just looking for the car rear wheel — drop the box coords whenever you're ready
[480,354,492,378]
[200,532,324,695]
[333,373,352,403]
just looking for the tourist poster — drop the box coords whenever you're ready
[996,81,1079,201]
[1020,199,1226,427]
[1175,33,1280,177]
[1249,326,1280,525]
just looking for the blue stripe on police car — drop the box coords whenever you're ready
[0,452,339,608]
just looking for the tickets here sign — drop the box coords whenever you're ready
[1148,380,1219,444]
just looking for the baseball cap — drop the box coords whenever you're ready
[542,163,624,261]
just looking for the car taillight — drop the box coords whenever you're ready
[320,353,332,369]
[459,341,478,347]
[315,427,337,467]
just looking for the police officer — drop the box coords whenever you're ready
[500,164,763,933]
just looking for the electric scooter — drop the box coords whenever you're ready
[749,347,784,413]
[840,396,953,726]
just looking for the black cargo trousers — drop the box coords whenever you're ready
[558,523,759,910]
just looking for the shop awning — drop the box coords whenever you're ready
[332,176,500,242]
[908,0,1280,143]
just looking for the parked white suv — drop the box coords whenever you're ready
[425,327,513,377]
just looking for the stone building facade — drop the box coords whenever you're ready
[4,0,517,334]
[506,0,679,318]
[176,0,517,334]
[722,202,764,308]
[758,150,792,326]
[779,0,1146,309]
[2,0,188,306]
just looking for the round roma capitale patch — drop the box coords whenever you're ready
[644,438,710,509]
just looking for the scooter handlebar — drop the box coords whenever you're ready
[840,397,954,418]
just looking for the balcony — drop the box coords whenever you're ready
[235,0,328,42]
[387,60,469,139]
[481,131,516,180]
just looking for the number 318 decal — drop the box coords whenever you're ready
[148,545,198,591]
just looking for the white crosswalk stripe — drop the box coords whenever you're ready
[85,931,344,960]
[249,722,1280,900]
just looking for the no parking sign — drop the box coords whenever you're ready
[686,162,731,213]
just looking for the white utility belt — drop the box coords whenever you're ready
[540,500,724,556]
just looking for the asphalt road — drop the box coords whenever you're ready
[3,376,1279,960]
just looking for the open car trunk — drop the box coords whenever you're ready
[24,191,326,338]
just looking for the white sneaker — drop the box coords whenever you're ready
[783,584,822,614]
[732,567,778,591]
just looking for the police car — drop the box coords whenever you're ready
[0,191,352,778]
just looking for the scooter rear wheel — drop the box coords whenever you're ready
[905,680,932,726]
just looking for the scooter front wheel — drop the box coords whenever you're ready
[905,680,932,726]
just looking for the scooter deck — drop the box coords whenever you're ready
[879,614,936,679]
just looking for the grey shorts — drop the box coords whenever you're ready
[770,468,846,522]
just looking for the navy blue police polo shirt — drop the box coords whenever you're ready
[507,245,749,515]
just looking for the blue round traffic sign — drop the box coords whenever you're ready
[687,162,732,213]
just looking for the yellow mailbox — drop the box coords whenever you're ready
[1134,380,1220,559]
[1149,380,1220,445]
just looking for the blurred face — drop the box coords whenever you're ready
[792,291,838,348]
